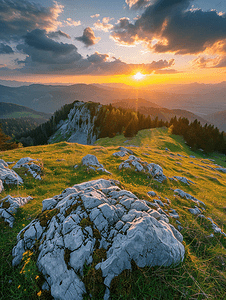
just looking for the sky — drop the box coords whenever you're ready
[1,0,226,85]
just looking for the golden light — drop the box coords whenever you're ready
[133,72,145,80]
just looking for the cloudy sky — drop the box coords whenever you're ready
[1,0,226,85]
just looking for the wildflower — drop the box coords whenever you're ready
[18,285,21,289]
[35,275,39,280]
[37,290,42,296]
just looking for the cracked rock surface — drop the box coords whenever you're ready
[12,179,184,300]
[0,159,23,186]
[0,195,32,227]
[119,155,167,183]
[13,157,42,180]
[81,154,111,174]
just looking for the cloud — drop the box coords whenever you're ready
[0,43,14,54]
[91,14,100,18]
[16,29,81,67]
[75,27,101,47]
[191,55,226,68]
[0,0,63,42]
[87,52,109,63]
[48,30,71,39]
[125,0,151,9]
[63,18,81,27]
[111,0,226,55]
[93,17,114,32]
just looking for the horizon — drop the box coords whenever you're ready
[1,0,226,86]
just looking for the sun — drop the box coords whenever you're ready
[133,72,145,80]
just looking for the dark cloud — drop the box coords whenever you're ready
[75,27,101,47]
[16,29,81,66]
[0,43,14,54]
[87,52,109,63]
[112,0,226,55]
[48,30,71,40]
[0,0,63,42]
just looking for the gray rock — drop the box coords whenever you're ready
[118,147,134,154]
[173,176,195,185]
[215,167,226,173]
[113,151,127,157]
[13,157,42,180]
[0,159,8,167]
[81,154,110,174]
[147,191,156,197]
[0,163,23,186]
[12,179,185,300]
[13,157,34,169]
[207,217,226,236]
[174,189,205,206]
[0,195,32,227]
[0,179,3,193]
[188,206,201,215]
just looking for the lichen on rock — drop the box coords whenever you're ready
[12,179,185,300]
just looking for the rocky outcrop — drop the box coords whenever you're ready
[0,195,32,227]
[80,154,111,174]
[12,179,185,300]
[49,102,101,145]
[174,189,205,206]
[13,157,42,180]
[119,155,167,183]
[0,160,23,186]
[169,176,195,185]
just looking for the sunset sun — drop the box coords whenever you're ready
[133,72,145,80]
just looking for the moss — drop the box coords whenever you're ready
[65,202,80,217]
[40,289,54,300]
[92,248,107,265]
[38,208,59,227]
[1,200,10,209]
[64,248,71,270]
[93,228,101,248]
[79,217,92,229]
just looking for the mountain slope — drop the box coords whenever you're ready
[205,110,226,132]
[1,128,226,299]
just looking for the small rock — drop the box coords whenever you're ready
[147,191,156,197]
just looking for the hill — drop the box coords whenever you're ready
[0,128,226,299]
[0,102,52,137]
[113,98,209,125]
[205,110,226,132]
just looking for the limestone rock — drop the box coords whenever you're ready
[0,195,32,227]
[147,191,156,197]
[118,147,134,154]
[0,180,3,193]
[12,179,185,300]
[81,154,111,174]
[188,206,201,215]
[215,167,226,173]
[13,157,42,180]
[112,151,128,157]
[174,189,205,206]
[0,161,23,186]
[119,156,166,183]
[172,176,195,185]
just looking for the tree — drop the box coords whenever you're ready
[0,123,19,151]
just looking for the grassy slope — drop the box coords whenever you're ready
[0,128,226,299]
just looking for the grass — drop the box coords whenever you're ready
[0,127,226,299]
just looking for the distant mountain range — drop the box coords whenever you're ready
[0,82,225,131]
[205,110,226,132]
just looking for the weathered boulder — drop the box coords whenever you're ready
[174,189,205,206]
[188,206,201,215]
[118,147,134,154]
[147,191,156,197]
[215,167,226,173]
[0,160,23,186]
[13,157,42,180]
[0,195,32,227]
[170,176,195,185]
[0,159,8,167]
[80,154,111,174]
[12,179,185,300]
[112,151,128,157]
[119,156,167,183]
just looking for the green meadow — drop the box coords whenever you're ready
[1,127,226,299]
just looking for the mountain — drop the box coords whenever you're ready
[205,110,226,132]
[113,98,209,125]
[0,102,51,119]
[1,127,226,300]
[0,102,52,137]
